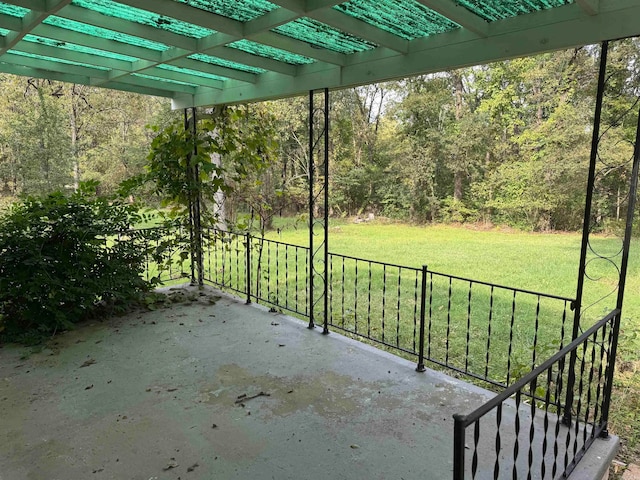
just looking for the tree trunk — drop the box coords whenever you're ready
[453,72,464,201]
[454,172,463,201]
[70,97,79,191]
[204,107,228,231]
[211,148,227,231]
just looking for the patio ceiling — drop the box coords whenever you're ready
[0,1,638,108]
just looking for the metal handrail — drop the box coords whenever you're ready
[453,308,620,479]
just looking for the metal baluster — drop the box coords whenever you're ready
[541,367,553,479]
[560,300,569,349]
[552,354,566,478]
[532,295,541,369]
[328,254,333,326]
[354,259,358,334]
[581,331,598,448]
[294,247,299,312]
[465,280,472,372]
[214,232,218,284]
[276,243,280,306]
[284,245,292,308]
[367,261,372,337]
[246,233,251,304]
[485,286,495,380]
[413,270,419,353]
[506,291,517,385]
[446,276,453,365]
[494,403,502,479]
[572,339,588,459]
[267,241,271,304]
[382,264,387,344]
[527,377,537,480]
[592,323,608,432]
[512,390,522,480]
[472,420,480,479]
[341,256,345,328]
[304,248,309,316]
[427,271,433,360]
[396,267,401,348]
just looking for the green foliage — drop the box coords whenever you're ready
[0,181,151,341]
[438,197,479,223]
[122,106,276,228]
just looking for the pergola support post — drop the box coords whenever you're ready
[184,107,204,287]
[565,39,640,427]
[308,88,330,334]
[563,41,609,425]
[600,97,640,436]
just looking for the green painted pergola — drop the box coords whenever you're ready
[0,0,639,108]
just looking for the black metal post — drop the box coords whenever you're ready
[308,89,330,332]
[308,90,315,329]
[416,264,427,372]
[184,108,196,285]
[601,102,640,435]
[323,88,330,335]
[565,41,609,425]
[453,414,466,480]
[615,103,640,312]
[246,232,252,304]
[191,106,204,287]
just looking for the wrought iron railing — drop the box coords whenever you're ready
[134,225,615,476]
[327,253,422,356]
[453,309,619,480]
[422,269,575,389]
[121,225,190,284]
[194,229,576,390]
[202,228,309,317]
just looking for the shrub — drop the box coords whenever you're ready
[0,182,152,342]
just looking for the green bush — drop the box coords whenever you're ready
[0,182,152,342]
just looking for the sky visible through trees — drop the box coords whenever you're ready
[0,40,639,232]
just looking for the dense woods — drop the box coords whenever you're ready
[1,40,639,232]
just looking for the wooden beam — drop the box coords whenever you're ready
[413,0,488,37]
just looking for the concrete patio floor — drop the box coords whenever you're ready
[0,286,617,480]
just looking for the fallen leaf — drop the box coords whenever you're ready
[80,358,96,368]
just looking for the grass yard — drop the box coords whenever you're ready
[264,218,640,464]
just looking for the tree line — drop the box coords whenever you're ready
[0,40,639,231]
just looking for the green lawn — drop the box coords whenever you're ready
[264,218,640,463]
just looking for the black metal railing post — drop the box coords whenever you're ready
[600,98,640,436]
[245,232,251,304]
[416,264,427,372]
[453,414,466,480]
[308,89,315,330]
[184,109,196,285]
[322,87,330,335]
[191,106,204,287]
[565,40,609,425]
